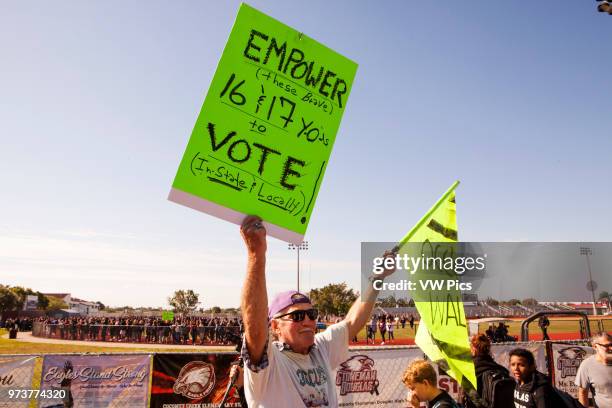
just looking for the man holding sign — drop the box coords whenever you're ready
[239,215,396,407]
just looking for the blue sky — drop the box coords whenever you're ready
[1,1,610,308]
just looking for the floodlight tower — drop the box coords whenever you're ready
[580,247,598,316]
[288,241,309,292]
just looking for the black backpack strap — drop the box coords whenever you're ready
[463,389,487,408]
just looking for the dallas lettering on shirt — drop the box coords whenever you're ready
[514,389,531,407]
[296,366,328,387]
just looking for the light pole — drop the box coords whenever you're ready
[580,247,598,316]
[288,241,309,292]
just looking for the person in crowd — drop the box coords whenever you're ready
[409,314,415,331]
[229,363,248,407]
[238,216,397,407]
[119,321,127,342]
[402,359,460,408]
[59,320,65,339]
[463,334,513,408]
[485,324,494,341]
[378,315,387,345]
[509,348,563,408]
[162,320,171,344]
[575,331,612,408]
[386,316,394,343]
[370,316,377,343]
[197,320,206,345]
[78,319,85,341]
[366,318,375,344]
[69,319,77,340]
[494,322,512,343]
[181,320,189,344]
[537,316,550,341]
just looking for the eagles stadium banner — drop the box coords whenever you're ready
[169,3,358,244]
[0,355,37,408]
[490,342,547,374]
[38,354,150,408]
[335,348,422,406]
[335,348,464,406]
[551,343,594,396]
[151,353,242,408]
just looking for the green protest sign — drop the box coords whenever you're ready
[169,3,358,243]
[162,311,174,321]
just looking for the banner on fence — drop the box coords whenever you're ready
[491,342,547,373]
[335,347,421,407]
[39,354,151,408]
[551,343,594,396]
[0,355,37,408]
[151,353,242,408]
[335,343,552,406]
[335,347,465,406]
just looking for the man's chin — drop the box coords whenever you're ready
[300,332,315,343]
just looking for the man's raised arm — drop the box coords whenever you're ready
[344,250,396,339]
[240,216,268,365]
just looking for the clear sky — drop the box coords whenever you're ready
[1,1,610,309]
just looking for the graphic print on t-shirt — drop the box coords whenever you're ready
[296,366,329,407]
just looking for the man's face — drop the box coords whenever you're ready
[509,356,534,383]
[271,302,316,353]
[592,337,612,364]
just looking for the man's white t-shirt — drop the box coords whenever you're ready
[575,355,612,408]
[243,321,349,407]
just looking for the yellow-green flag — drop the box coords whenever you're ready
[397,181,476,390]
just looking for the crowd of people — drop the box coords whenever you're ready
[484,322,516,343]
[33,316,243,345]
[1,317,34,331]
[365,313,416,344]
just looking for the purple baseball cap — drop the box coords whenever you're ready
[268,290,311,320]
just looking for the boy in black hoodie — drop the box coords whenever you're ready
[509,348,563,408]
